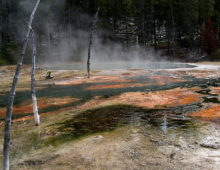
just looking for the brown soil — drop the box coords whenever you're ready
[13,106,75,123]
[1,87,203,124]
[0,97,78,117]
[210,87,220,100]
[189,104,220,123]
[77,87,202,110]
[109,87,202,109]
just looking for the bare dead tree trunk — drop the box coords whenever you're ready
[125,17,129,47]
[167,0,174,56]
[136,34,139,49]
[2,0,40,169]
[167,15,171,55]
[142,14,146,48]
[31,29,40,126]
[153,18,157,50]
[87,7,100,79]
[47,24,51,56]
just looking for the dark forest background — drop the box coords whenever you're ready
[0,0,220,65]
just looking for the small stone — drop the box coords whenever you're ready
[95,135,103,139]
[200,143,219,149]
[170,153,175,159]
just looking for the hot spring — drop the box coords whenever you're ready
[39,61,197,70]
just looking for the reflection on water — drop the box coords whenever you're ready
[42,105,200,146]
[162,114,167,133]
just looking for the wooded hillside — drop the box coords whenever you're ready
[1,0,220,64]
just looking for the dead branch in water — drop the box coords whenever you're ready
[2,0,41,170]
[87,7,100,79]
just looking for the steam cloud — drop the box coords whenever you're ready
[18,0,164,70]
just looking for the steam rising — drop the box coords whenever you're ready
[18,0,164,69]
[42,29,162,62]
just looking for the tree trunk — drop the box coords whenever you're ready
[47,24,51,56]
[2,0,41,170]
[87,7,100,79]
[167,11,173,55]
[153,18,157,50]
[142,14,146,47]
[167,15,171,55]
[125,17,129,47]
[136,34,139,49]
[167,0,174,56]
[1,0,10,52]
[31,29,40,126]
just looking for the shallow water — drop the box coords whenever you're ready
[40,61,196,70]
[41,104,201,147]
[196,88,220,104]
[0,68,218,121]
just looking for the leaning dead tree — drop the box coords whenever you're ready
[2,0,41,170]
[87,7,100,79]
[31,29,40,126]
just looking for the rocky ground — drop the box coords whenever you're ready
[0,62,219,169]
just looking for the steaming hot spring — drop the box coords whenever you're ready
[40,61,198,71]
[1,60,220,169]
